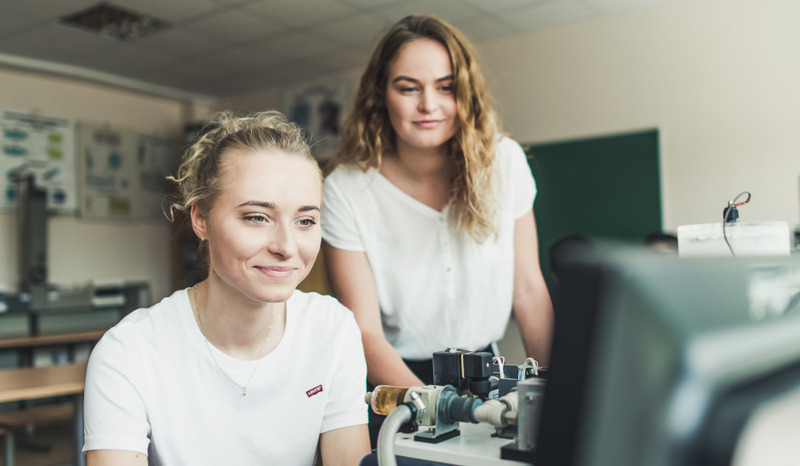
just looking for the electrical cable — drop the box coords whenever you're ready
[519,358,539,380]
[493,356,505,379]
[722,191,751,257]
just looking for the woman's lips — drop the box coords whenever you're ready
[256,266,295,280]
[414,120,442,129]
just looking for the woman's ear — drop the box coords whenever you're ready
[190,204,208,241]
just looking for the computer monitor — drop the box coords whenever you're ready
[535,245,800,466]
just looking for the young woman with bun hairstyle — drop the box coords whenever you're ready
[322,15,554,392]
[84,111,369,466]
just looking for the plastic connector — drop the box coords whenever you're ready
[398,401,419,434]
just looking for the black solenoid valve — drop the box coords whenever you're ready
[432,348,494,398]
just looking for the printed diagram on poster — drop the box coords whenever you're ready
[0,109,77,213]
[79,125,174,219]
[137,135,174,219]
[79,125,137,218]
[284,80,348,161]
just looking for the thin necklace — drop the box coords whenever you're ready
[192,284,274,396]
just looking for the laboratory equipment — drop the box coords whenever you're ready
[535,245,800,466]
[8,173,151,338]
[678,191,790,257]
[432,349,494,399]
[678,221,790,257]
[365,349,547,466]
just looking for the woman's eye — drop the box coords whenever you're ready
[401,87,418,93]
[440,85,453,93]
[298,219,316,227]
[246,215,268,224]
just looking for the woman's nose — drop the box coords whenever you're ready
[267,223,298,258]
[417,88,436,114]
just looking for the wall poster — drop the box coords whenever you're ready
[284,80,349,161]
[79,125,175,219]
[136,135,175,219]
[0,109,77,213]
[79,125,137,218]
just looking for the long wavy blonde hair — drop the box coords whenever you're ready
[331,15,500,242]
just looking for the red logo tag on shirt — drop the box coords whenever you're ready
[306,385,323,397]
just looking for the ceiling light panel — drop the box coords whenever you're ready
[60,3,170,42]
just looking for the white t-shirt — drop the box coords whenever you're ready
[321,137,536,360]
[83,289,367,466]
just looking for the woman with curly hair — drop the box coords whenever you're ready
[83,111,369,465]
[322,15,554,396]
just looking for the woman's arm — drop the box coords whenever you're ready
[512,210,555,365]
[323,241,423,387]
[319,425,370,466]
[87,450,147,466]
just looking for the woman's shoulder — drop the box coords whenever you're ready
[289,290,360,334]
[325,163,376,190]
[96,289,189,353]
[495,136,531,175]
[496,136,526,158]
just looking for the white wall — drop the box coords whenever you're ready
[0,67,213,300]
[481,0,800,230]
[4,0,786,326]
[219,0,800,362]
[226,0,800,233]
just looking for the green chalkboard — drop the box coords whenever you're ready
[525,130,662,288]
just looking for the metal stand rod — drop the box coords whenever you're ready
[4,429,14,466]
[73,394,85,466]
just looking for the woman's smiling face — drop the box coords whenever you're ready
[385,38,458,154]
[194,149,322,304]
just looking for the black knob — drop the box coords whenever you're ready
[469,379,492,396]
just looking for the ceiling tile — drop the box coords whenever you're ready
[307,48,369,72]
[136,60,214,87]
[197,60,323,95]
[69,44,176,77]
[497,0,596,31]
[181,9,286,44]
[183,48,283,75]
[578,0,676,15]
[250,32,340,59]
[314,14,388,47]
[130,29,226,60]
[1,0,94,23]
[205,0,254,5]
[336,0,407,8]
[110,0,221,23]
[243,0,355,27]
[0,24,119,63]
[453,16,519,43]
[0,15,32,38]
[371,0,483,25]
[457,0,549,13]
